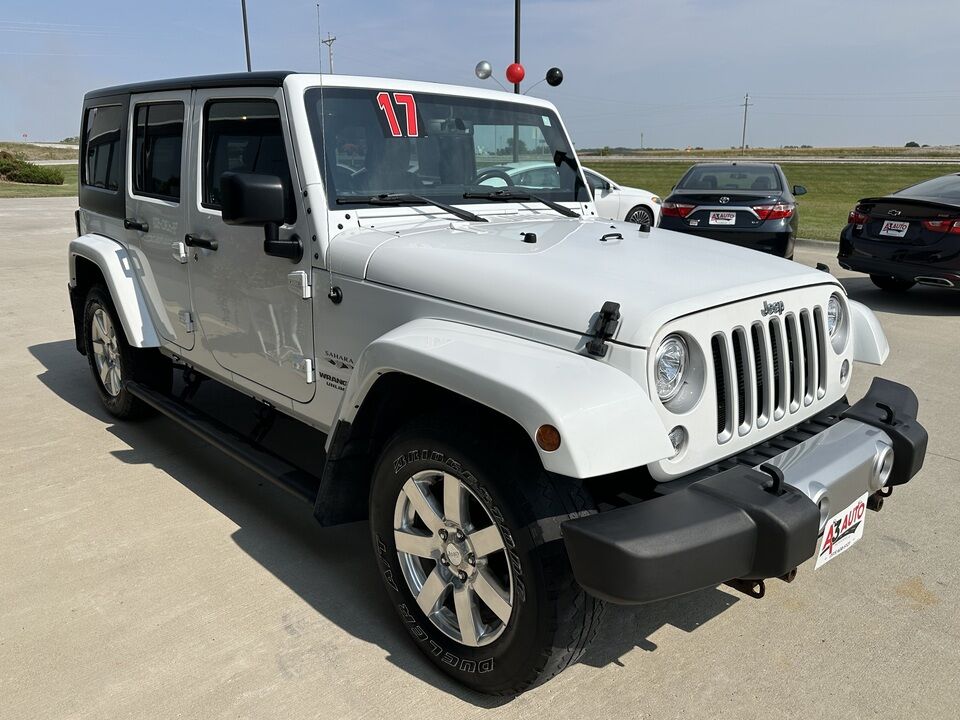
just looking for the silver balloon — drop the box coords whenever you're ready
[474,60,492,80]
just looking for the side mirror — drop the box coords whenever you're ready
[220,172,302,262]
[793,184,807,196]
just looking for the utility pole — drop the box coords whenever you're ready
[240,0,252,71]
[740,92,752,156]
[321,33,336,74]
[641,132,644,151]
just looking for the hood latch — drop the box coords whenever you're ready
[586,301,621,357]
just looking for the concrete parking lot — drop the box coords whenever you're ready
[2,196,959,719]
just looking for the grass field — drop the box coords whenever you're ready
[0,164,77,199]
[3,160,959,242]
[0,142,77,162]
[588,161,960,242]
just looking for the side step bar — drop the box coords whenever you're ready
[127,381,318,504]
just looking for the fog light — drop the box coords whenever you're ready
[871,443,894,491]
[840,359,850,385]
[536,424,561,452]
[668,426,687,459]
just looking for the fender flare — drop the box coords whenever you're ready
[332,318,674,479]
[69,234,161,348]
[848,299,889,365]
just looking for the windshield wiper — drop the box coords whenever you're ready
[336,193,487,223]
[462,189,580,218]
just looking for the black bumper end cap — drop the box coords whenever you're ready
[841,377,927,486]
[562,467,820,605]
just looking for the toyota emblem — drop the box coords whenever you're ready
[719,196,730,204]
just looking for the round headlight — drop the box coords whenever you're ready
[655,335,688,402]
[827,295,844,337]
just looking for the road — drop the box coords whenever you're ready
[2,197,958,719]
[587,155,960,165]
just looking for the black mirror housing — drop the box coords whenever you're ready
[220,172,287,226]
[220,171,302,263]
[793,184,807,196]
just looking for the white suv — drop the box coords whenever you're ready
[69,72,927,694]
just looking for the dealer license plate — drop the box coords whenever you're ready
[815,493,868,569]
[879,220,909,238]
[709,211,736,225]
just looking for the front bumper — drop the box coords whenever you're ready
[562,378,927,604]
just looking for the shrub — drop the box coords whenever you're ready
[0,151,64,185]
[905,141,920,148]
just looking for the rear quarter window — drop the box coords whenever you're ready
[83,105,124,191]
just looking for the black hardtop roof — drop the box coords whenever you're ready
[84,71,296,101]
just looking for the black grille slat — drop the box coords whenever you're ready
[751,324,765,421]
[770,321,782,412]
[712,336,726,435]
[733,330,747,428]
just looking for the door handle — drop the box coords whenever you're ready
[124,218,149,232]
[184,234,218,251]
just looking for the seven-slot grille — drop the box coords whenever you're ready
[710,306,828,443]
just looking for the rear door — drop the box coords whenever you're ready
[185,87,316,403]
[126,91,194,349]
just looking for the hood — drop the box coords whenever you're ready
[347,215,835,348]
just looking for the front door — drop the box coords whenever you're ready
[126,90,194,349]
[185,88,316,403]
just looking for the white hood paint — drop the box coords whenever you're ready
[333,214,839,348]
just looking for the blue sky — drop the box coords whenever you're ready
[3,0,959,148]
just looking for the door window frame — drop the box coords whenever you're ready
[193,87,302,225]
[126,90,192,209]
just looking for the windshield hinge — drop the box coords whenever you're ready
[586,301,621,357]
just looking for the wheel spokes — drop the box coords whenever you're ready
[453,585,480,646]
[468,525,504,558]
[394,529,436,559]
[473,568,512,624]
[93,311,108,340]
[416,567,449,617]
[442,472,467,527]
[402,478,444,534]
[98,357,111,386]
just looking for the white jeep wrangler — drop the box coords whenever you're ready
[69,72,927,694]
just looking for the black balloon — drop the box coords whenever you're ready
[546,67,564,87]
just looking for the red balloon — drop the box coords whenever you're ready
[505,63,525,85]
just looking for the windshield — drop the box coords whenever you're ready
[898,173,960,203]
[677,164,782,192]
[304,88,588,209]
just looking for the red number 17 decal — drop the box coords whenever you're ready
[377,91,419,137]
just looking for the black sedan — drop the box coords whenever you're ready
[659,162,805,259]
[838,172,960,292]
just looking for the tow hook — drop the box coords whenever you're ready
[868,486,893,512]
[725,578,765,599]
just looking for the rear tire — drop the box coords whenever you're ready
[870,274,915,292]
[369,418,604,694]
[82,284,171,419]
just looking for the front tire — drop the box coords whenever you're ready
[870,274,915,292]
[369,419,603,694]
[625,204,655,226]
[82,284,170,418]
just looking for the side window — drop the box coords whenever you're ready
[202,99,295,221]
[83,105,123,191]
[585,172,605,192]
[133,102,184,201]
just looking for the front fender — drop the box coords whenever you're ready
[849,299,889,365]
[335,319,674,478]
[69,234,160,348]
